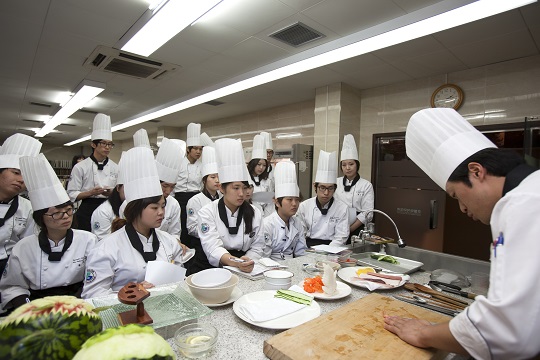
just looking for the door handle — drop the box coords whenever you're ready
[430,200,438,229]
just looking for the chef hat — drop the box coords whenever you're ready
[260,131,273,150]
[20,154,70,211]
[341,134,358,161]
[133,128,150,148]
[122,147,162,204]
[170,139,187,155]
[0,133,42,169]
[274,161,299,198]
[251,134,267,160]
[155,137,183,183]
[215,138,248,184]
[315,150,338,184]
[200,132,214,147]
[91,113,112,141]
[116,151,127,185]
[202,146,218,177]
[186,123,201,147]
[406,108,497,190]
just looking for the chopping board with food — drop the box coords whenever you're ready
[263,293,451,360]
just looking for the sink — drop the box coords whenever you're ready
[349,243,383,254]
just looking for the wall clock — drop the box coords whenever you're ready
[430,84,464,110]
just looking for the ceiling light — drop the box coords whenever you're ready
[36,80,105,138]
[121,0,224,57]
[276,133,302,139]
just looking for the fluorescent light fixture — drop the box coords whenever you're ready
[36,80,105,138]
[276,132,302,139]
[121,0,223,57]
[66,0,535,146]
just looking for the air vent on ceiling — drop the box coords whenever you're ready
[78,109,98,115]
[29,102,53,108]
[83,45,179,80]
[148,120,160,123]
[22,119,42,124]
[58,123,76,127]
[204,100,224,106]
[269,22,325,47]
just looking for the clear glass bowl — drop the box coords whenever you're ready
[174,323,218,359]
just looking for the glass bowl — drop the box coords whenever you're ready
[174,323,218,359]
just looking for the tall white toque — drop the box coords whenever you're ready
[215,138,249,184]
[133,128,151,148]
[260,131,273,150]
[251,134,267,160]
[155,137,183,183]
[200,132,214,147]
[20,153,70,211]
[122,147,162,204]
[314,150,338,184]
[340,134,359,162]
[170,139,187,156]
[186,123,202,147]
[406,108,497,190]
[91,113,112,141]
[0,133,42,169]
[116,151,127,185]
[274,160,299,198]
[202,146,219,177]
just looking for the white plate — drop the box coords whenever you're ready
[233,290,321,330]
[297,280,351,300]
[186,286,243,307]
[337,267,407,290]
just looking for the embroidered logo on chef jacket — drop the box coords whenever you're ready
[85,269,97,283]
[329,216,340,223]
[264,233,270,242]
[188,208,194,216]
[93,222,100,230]
[201,223,210,233]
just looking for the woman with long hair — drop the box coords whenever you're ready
[247,134,274,217]
[0,154,97,312]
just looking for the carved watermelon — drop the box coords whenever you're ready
[0,296,102,360]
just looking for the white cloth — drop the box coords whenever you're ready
[0,196,35,260]
[90,200,116,241]
[297,197,349,246]
[81,227,184,298]
[197,200,265,267]
[262,212,306,260]
[186,192,221,237]
[237,297,306,322]
[174,157,203,193]
[334,176,374,225]
[0,230,97,309]
[252,178,275,218]
[449,170,540,360]
[67,157,118,202]
[159,196,181,237]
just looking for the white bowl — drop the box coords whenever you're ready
[186,274,239,304]
[174,322,218,359]
[264,281,292,291]
[264,270,294,285]
[191,268,232,288]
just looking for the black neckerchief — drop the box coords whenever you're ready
[250,174,261,186]
[0,196,18,227]
[203,191,219,201]
[267,164,272,173]
[343,174,360,192]
[125,223,159,262]
[38,229,73,262]
[218,197,243,235]
[502,164,537,196]
[316,197,334,215]
[90,154,109,170]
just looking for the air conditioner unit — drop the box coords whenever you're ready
[83,45,179,80]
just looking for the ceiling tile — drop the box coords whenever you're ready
[391,0,444,13]
[387,49,468,78]
[221,37,290,65]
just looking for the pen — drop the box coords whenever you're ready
[229,257,246,263]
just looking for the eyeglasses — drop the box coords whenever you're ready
[98,141,115,148]
[317,185,336,193]
[44,208,76,220]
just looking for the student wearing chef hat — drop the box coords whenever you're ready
[260,131,275,183]
[262,161,307,260]
[0,154,97,312]
[67,113,119,232]
[90,151,127,240]
[247,134,274,218]
[174,123,204,248]
[334,134,374,239]
[133,128,151,149]
[384,108,540,360]
[81,147,189,298]
[0,133,42,276]
[197,138,265,273]
[200,132,214,147]
[297,150,349,247]
[185,145,222,274]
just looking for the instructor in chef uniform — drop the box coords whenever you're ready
[384,108,540,360]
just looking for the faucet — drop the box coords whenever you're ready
[358,209,407,248]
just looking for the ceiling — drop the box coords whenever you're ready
[1,0,539,146]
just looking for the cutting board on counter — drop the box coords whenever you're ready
[263,293,450,360]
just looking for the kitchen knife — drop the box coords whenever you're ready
[429,281,477,300]
[413,283,469,307]
[393,296,458,316]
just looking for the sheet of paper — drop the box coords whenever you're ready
[310,244,348,254]
[145,260,186,286]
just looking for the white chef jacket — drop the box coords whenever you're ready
[67,157,118,202]
[262,212,307,260]
[449,170,540,360]
[91,201,116,240]
[186,192,221,237]
[297,197,349,246]
[81,227,184,299]
[174,157,203,193]
[0,230,97,309]
[0,196,35,260]
[335,176,374,225]
[253,178,275,217]
[197,201,265,267]
[159,196,181,237]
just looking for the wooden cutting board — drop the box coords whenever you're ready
[263,293,450,360]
